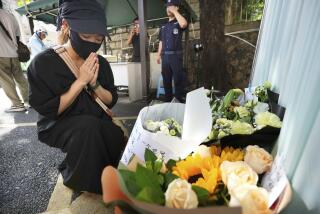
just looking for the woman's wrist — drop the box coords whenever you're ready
[90,81,100,91]
[75,79,87,88]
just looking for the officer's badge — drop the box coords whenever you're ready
[173,28,179,35]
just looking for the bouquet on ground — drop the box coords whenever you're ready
[118,144,279,214]
[144,118,183,137]
[206,82,283,142]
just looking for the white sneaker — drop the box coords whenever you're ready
[5,105,27,113]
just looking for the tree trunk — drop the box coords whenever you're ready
[225,0,234,25]
[200,0,229,91]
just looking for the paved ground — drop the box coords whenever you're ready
[0,88,147,214]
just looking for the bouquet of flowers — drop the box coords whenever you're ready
[144,118,183,137]
[205,83,284,149]
[116,144,283,214]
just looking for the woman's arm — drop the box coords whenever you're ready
[58,53,98,114]
[92,84,113,106]
[90,56,118,107]
[58,79,86,114]
[127,28,135,45]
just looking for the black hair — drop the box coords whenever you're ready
[0,0,3,9]
[132,17,139,23]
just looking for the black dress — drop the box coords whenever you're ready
[27,48,125,194]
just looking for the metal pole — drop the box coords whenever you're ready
[138,0,149,98]
[102,39,107,55]
[28,17,34,35]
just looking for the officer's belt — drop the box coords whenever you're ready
[163,51,183,55]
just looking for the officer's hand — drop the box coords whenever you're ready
[79,53,99,85]
[156,55,161,64]
[168,6,178,14]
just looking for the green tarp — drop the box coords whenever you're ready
[16,0,197,29]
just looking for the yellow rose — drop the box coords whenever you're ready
[220,161,258,191]
[230,184,272,214]
[165,179,199,209]
[244,145,273,174]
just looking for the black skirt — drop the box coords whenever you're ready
[43,115,125,194]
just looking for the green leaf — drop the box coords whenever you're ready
[164,172,179,189]
[223,90,235,110]
[144,148,157,164]
[153,159,163,174]
[119,170,141,196]
[135,164,162,190]
[158,174,164,186]
[166,159,177,171]
[145,161,153,171]
[136,186,165,205]
[192,185,210,206]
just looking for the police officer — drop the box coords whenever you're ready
[157,0,188,102]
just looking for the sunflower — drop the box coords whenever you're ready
[220,146,244,163]
[172,146,244,194]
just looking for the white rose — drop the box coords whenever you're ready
[165,179,198,209]
[144,120,159,132]
[192,145,212,159]
[229,184,271,214]
[244,145,273,174]
[220,161,258,191]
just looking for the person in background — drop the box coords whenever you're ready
[0,0,29,112]
[157,0,188,103]
[28,26,48,59]
[27,0,125,197]
[127,17,141,62]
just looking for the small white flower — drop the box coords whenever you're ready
[159,126,170,135]
[165,179,198,209]
[144,120,159,132]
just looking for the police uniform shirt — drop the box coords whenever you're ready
[159,19,184,52]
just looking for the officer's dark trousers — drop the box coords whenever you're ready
[161,53,184,101]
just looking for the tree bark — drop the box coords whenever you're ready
[200,0,229,91]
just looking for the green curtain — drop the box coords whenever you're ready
[251,0,320,212]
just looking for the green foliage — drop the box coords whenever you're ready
[136,186,165,205]
[192,186,210,206]
[164,172,179,190]
[166,159,177,171]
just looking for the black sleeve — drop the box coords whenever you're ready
[98,56,118,108]
[27,53,64,120]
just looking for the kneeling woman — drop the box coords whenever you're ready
[27,0,125,194]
